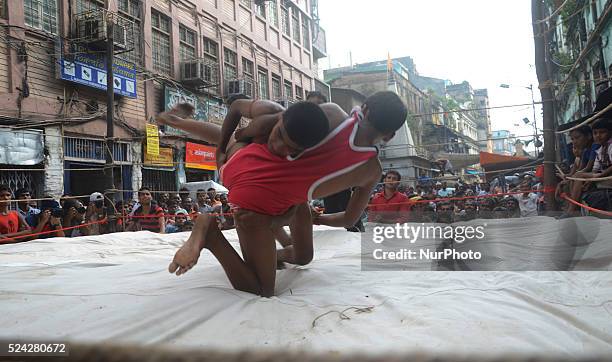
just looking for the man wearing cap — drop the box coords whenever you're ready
[87,192,108,235]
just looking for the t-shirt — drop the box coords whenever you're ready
[0,211,20,236]
[513,193,538,217]
[198,204,214,214]
[593,139,612,188]
[19,206,40,227]
[132,204,164,232]
[368,191,410,223]
[593,140,612,172]
[581,143,601,168]
[437,189,451,198]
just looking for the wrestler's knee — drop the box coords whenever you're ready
[294,248,313,266]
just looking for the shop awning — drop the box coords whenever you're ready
[435,153,481,169]
[479,152,534,181]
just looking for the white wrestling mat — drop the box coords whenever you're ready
[1,218,612,358]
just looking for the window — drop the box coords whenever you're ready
[281,6,290,36]
[242,58,255,97]
[118,0,139,15]
[242,58,254,78]
[268,0,278,27]
[272,74,281,100]
[179,25,197,61]
[203,37,219,58]
[24,0,59,34]
[239,0,252,7]
[76,0,103,14]
[152,10,172,75]
[224,48,238,79]
[256,2,266,18]
[295,85,303,100]
[291,9,300,43]
[203,38,220,91]
[284,81,293,99]
[118,0,142,64]
[302,17,310,47]
[258,68,269,99]
[0,0,5,18]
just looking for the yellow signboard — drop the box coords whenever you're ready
[145,124,159,156]
[144,147,174,167]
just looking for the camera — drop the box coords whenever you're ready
[51,208,63,218]
[77,206,87,214]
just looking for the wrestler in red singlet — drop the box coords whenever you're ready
[220,110,377,215]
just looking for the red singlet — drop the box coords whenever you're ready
[220,111,377,215]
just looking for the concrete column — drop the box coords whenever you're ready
[43,126,64,197]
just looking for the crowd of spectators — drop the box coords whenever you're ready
[556,118,612,217]
[0,185,234,243]
[327,169,545,226]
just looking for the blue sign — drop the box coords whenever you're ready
[60,52,137,98]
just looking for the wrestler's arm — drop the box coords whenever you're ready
[235,114,282,144]
[219,100,285,153]
[315,166,381,228]
[156,113,223,145]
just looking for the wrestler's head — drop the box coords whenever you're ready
[267,102,329,157]
[361,91,408,144]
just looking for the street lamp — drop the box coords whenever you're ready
[499,84,541,156]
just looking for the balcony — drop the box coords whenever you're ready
[312,25,326,60]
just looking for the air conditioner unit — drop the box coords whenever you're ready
[225,79,244,95]
[181,61,202,82]
[76,15,127,50]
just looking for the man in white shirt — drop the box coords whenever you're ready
[514,182,538,217]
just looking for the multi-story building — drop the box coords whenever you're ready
[0,0,327,199]
[491,130,516,156]
[546,0,611,126]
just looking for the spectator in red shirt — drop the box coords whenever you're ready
[127,187,165,233]
[368,170,410,223]
[0,184,32,243]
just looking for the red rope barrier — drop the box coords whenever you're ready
[0,218,109,243]
[560,193,612,217]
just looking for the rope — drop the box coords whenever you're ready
[556,102,612,134]
[0,217,108,243]
[566,174,612,182]
[560,193,612,217]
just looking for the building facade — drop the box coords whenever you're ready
[0,0,327,200]
[491,130,516,156]
[546,0,611,126]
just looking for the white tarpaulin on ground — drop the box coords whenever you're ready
[1,218,611,357]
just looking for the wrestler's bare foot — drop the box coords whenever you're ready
[168,236,203,276]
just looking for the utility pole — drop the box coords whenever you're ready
[528,84,540,156]
[105,15,116,231]
[532,0,557,211]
